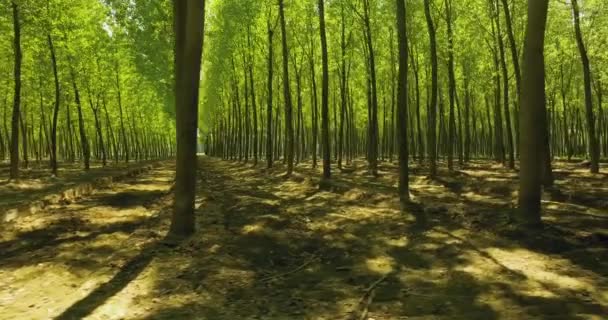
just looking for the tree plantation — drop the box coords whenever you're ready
[0,0,606,319]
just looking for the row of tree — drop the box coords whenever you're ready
[1,0,176,179]
[178,0,603,233]
[201,0,607,176]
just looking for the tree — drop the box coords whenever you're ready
[319,0,330,181]
[278,0,294,176]
[169,0,206,238]
[517,0,550,227]
[9,1,22,180]
[445,0,456,171]
[395,0,409,205]
[266,12,275,169]
[571,0,600,174]
[424,0,438,178]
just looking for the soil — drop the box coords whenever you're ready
[0,157,606,320]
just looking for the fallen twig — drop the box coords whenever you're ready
[356,273,390,320]
[260,255,320,283]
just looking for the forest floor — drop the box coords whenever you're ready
[0,161,161,212]
[0,157,607,319]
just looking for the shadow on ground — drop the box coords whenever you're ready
[1,158,606,319]
[133,158,608,319]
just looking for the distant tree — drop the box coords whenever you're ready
[424,0,438,178]
[571,0,600,174]
[9,1,22,180]
[395,0,409,205]
[319,0,330,182]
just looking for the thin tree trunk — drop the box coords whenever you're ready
[495,1,515,169]
[266,17,274,168]
[279,0,294,176]
[445,0,456,171]
[319,0,331,181]
[424,0,438,178]
[396,0,410,205]
[362,0,379,176]
[571,0,600,173]
[70,66,90,170]
[10,2,22,180]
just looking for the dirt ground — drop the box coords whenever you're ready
[0,161,160,210]
[0,157,606,320]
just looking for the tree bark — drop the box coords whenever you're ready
[517,0,549,227]
[446,0,456,171]
[363,0,379,176]
[278,0,294,176]
[169,0,205,238]
[571,0,600,173]
[395,0,410,205]
[424,0,438,178]
[495,1,515,169]
[70,66,90,170]
[266,18,274,168]
[10,2,21,180]
[319,0,331,181]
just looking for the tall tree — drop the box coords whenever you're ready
[9,1,22,180]
[424,0,438,178]
[319,0,330,181]
[169,0,206,238]
[266,14,275,169]
[395,0,409,205]
[362,0,379,176]
[49,33,60,176]
[571,0,600,174]
[517,0,550,227]
[494,0,515,169]
[445,0,456,171]
[279,0,295,176]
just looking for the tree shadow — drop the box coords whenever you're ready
[53,238,176,320]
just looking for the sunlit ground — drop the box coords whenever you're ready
[0,157,606,319]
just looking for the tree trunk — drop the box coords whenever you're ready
[363,0,379,176]
[495,1,515,169]
[70,67,90,170]
[517,0,549,227]
[279,0,294,176]
[571,0,600,173]
[169,0,205,238]
[500,0,522,155]
[424,0,438,178]
[396,0,410,206]
[10,2,21,180]
[115,64,129,163]
[446,0,456,171]
[247,28,258,166]
[266,19,274,168]
[319,0,331,181]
